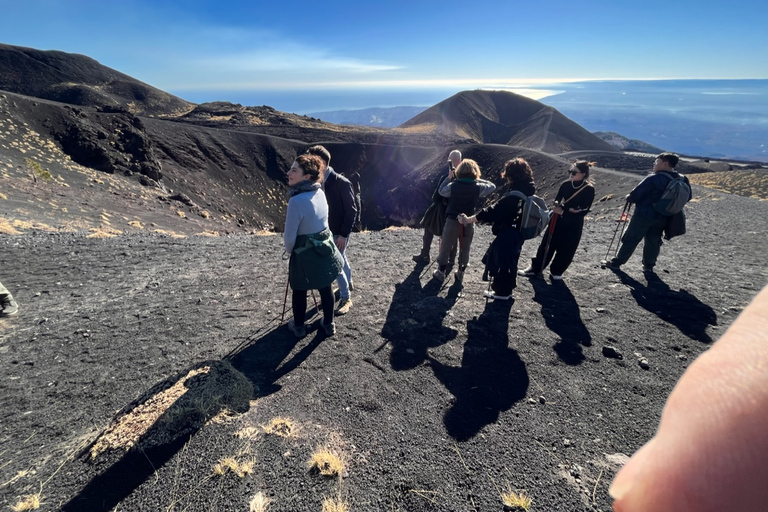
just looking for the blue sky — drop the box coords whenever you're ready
[2,0,767,110]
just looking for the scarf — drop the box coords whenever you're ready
[287,180,321,198]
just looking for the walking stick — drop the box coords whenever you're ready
[603,201,631,262]
[280,273,290,324]
[540,212,558,268]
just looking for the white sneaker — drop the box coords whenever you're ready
[551,274,563,281]
[517,267,539,277]
[483,290,512,300]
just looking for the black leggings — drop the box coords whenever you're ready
[292,286,335,326]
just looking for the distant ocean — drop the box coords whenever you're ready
[184,80,768,162]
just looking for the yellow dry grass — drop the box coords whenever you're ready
[308,446,344,478]
[249,491,272,512]
[235,426,260,440]
[213,456,254,478]
[89,367,211,458]
[128,220,144,229]
[153,229,187,238]
[261,417,297,438]
[321,496,350,512]
[501,486,532,511]
[86,227,123,238]
[688,170,768,200]
[0,218,22,235]
[10,493,42,511]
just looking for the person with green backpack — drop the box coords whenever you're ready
[603,152,692,273]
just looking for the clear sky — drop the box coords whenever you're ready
[2,0,767,108]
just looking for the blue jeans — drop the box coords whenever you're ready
[336,236,352,299]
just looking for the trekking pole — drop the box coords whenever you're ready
[280,273,291,324]
[310,289,319,316]
[540,212,558,267]
[604,201,630,262]
[614,203,633,259]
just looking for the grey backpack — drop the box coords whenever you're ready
[507,191,550,239]
[654,172,691,216]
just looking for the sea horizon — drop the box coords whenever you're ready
[175,79,768,162]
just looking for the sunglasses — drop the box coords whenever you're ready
[569,170,582,176]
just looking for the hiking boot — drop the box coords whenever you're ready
[454,269,464,284]
[322,321,336,336]
[517,267,540,277]
[287,319,306,338]
[335,298,352,316]
[0,296,19,317]
[483,290,512,301]
[602,259,621,269]
[551,274,563,281]
[412,253,430,263]
[432,269,446,282]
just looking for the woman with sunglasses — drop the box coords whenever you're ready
[519,160,596,280]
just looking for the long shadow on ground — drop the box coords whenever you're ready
[379,262,461,370]
[59,359,253,512]
[428,299,529,442]
[529,277,591,365]
[612,269,717,343]
[60,320,323,512]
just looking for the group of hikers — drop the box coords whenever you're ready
[279,145,692,338]
[2,147,692,332]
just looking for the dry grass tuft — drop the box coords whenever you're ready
[0,218,22,235]
[321,496,350,512]
[308,446,344,477]
[213,456,255,478]
[11,493,42,511]
[261,417,296,437]
[253,230,277,236]
[501,486,532,511]
[235,426,260,440]
[128,220,144,229]
[153,229,187,238]
[249,491,272,512]
[87,227,123,238]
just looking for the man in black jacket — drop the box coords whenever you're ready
[603,152,692,272]
[306,146,357,315]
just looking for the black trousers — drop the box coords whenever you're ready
[292,286,335,327]
[530,221,584,276]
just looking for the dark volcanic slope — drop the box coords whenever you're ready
[0,43,193,116]
[399,90,618,154]
[1,183,766,511]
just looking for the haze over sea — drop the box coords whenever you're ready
[208,79,768,163]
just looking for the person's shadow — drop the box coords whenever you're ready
[59,322,326,512]
[530,277,592,365]
[612,269,717,343]
[428,299,529,442]
[379,263,460,370]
